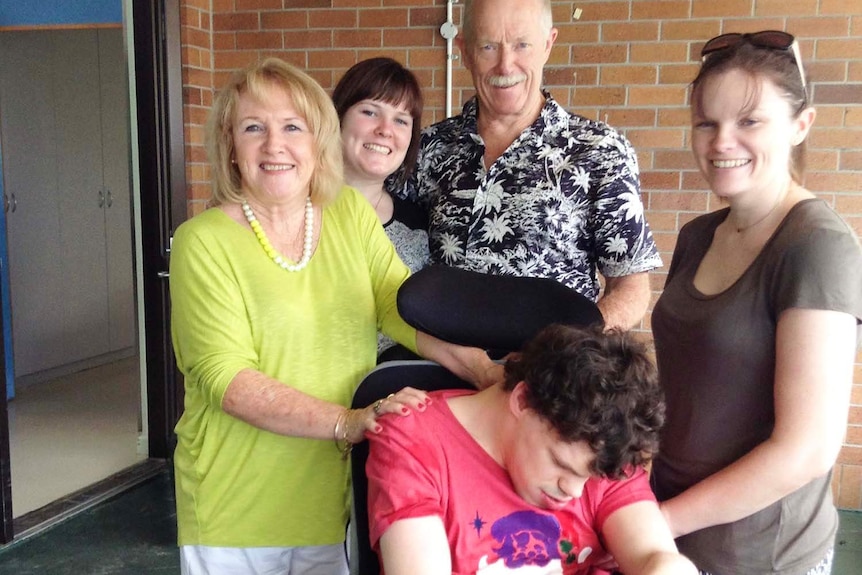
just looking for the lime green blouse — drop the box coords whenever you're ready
[170,186,416,547]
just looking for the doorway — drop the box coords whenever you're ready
[0,24,144,517]
[0,0,186,542]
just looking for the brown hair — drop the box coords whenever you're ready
[691,41,811,183]
[206,58,343,206]
[332,57,424,187]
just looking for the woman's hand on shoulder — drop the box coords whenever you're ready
[346,386,432,442]
[416,331,503,390]
[477,360,505,390]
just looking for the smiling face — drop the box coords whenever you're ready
[690,68,812,201]
[502,383,595,510]
[231,84,316,207]
[341,98,414,185]
[459,0,556,126]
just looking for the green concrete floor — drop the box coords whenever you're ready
[835,507,862,575]
[0,469,858,574]
[0,470,178,573]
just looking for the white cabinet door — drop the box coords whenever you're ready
[54,29,111,363]
[98,28,136,353]
[0,28,135,378]
[0,31,67,376]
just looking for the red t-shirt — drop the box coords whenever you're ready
[367,389,656,574]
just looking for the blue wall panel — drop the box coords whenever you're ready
[0,1,122,27]
[0,148,14,400]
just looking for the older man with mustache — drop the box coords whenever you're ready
[404,0,660,331]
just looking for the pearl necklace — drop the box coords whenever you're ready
[242,198,314,272]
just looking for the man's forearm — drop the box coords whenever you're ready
[597,272,651,330]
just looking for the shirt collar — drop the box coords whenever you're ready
[461,91,568,137]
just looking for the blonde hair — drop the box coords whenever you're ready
[206,58,343,206]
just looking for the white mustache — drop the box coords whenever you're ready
[488,74,526,87]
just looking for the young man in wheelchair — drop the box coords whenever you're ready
[365,324,696,575]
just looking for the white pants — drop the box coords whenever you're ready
[180,543,349,575]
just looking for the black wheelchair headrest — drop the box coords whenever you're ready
[397,265,604,352]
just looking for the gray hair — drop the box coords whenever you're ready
[462,0,554,44]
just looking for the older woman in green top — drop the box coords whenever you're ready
[169,58,499,575]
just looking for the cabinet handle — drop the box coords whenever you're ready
[10,193,16,213]
[106,189,113,208]
[98,189,105,208]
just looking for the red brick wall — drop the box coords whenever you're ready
[178,0,862,509]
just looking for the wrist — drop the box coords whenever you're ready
[345,408,368,444]
[333,409,353,459]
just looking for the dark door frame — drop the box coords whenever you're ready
[132,0,187,460]
[0,0,186,543]
[0,303,10,542]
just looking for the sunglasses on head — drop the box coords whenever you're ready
[701,30,807,90]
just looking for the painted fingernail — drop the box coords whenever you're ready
[374,425,382,433]
[400,407,409,415]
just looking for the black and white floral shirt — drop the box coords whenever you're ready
[403,93,662,301]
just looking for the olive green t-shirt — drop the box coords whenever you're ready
[652,199,862,574]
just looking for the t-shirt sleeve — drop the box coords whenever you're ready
[592,467,657,531]
[349,188,418,352]
[169,218,259,407]
[366,412,445,548]
[663,213,715,287]
[772,226,862,323]
[589,128,663,278]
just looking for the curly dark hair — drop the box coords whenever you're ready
[503,324,664,479]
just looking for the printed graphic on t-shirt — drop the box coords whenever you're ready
[474,510,596,574]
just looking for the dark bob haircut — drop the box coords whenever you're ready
[332,57,424,187]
